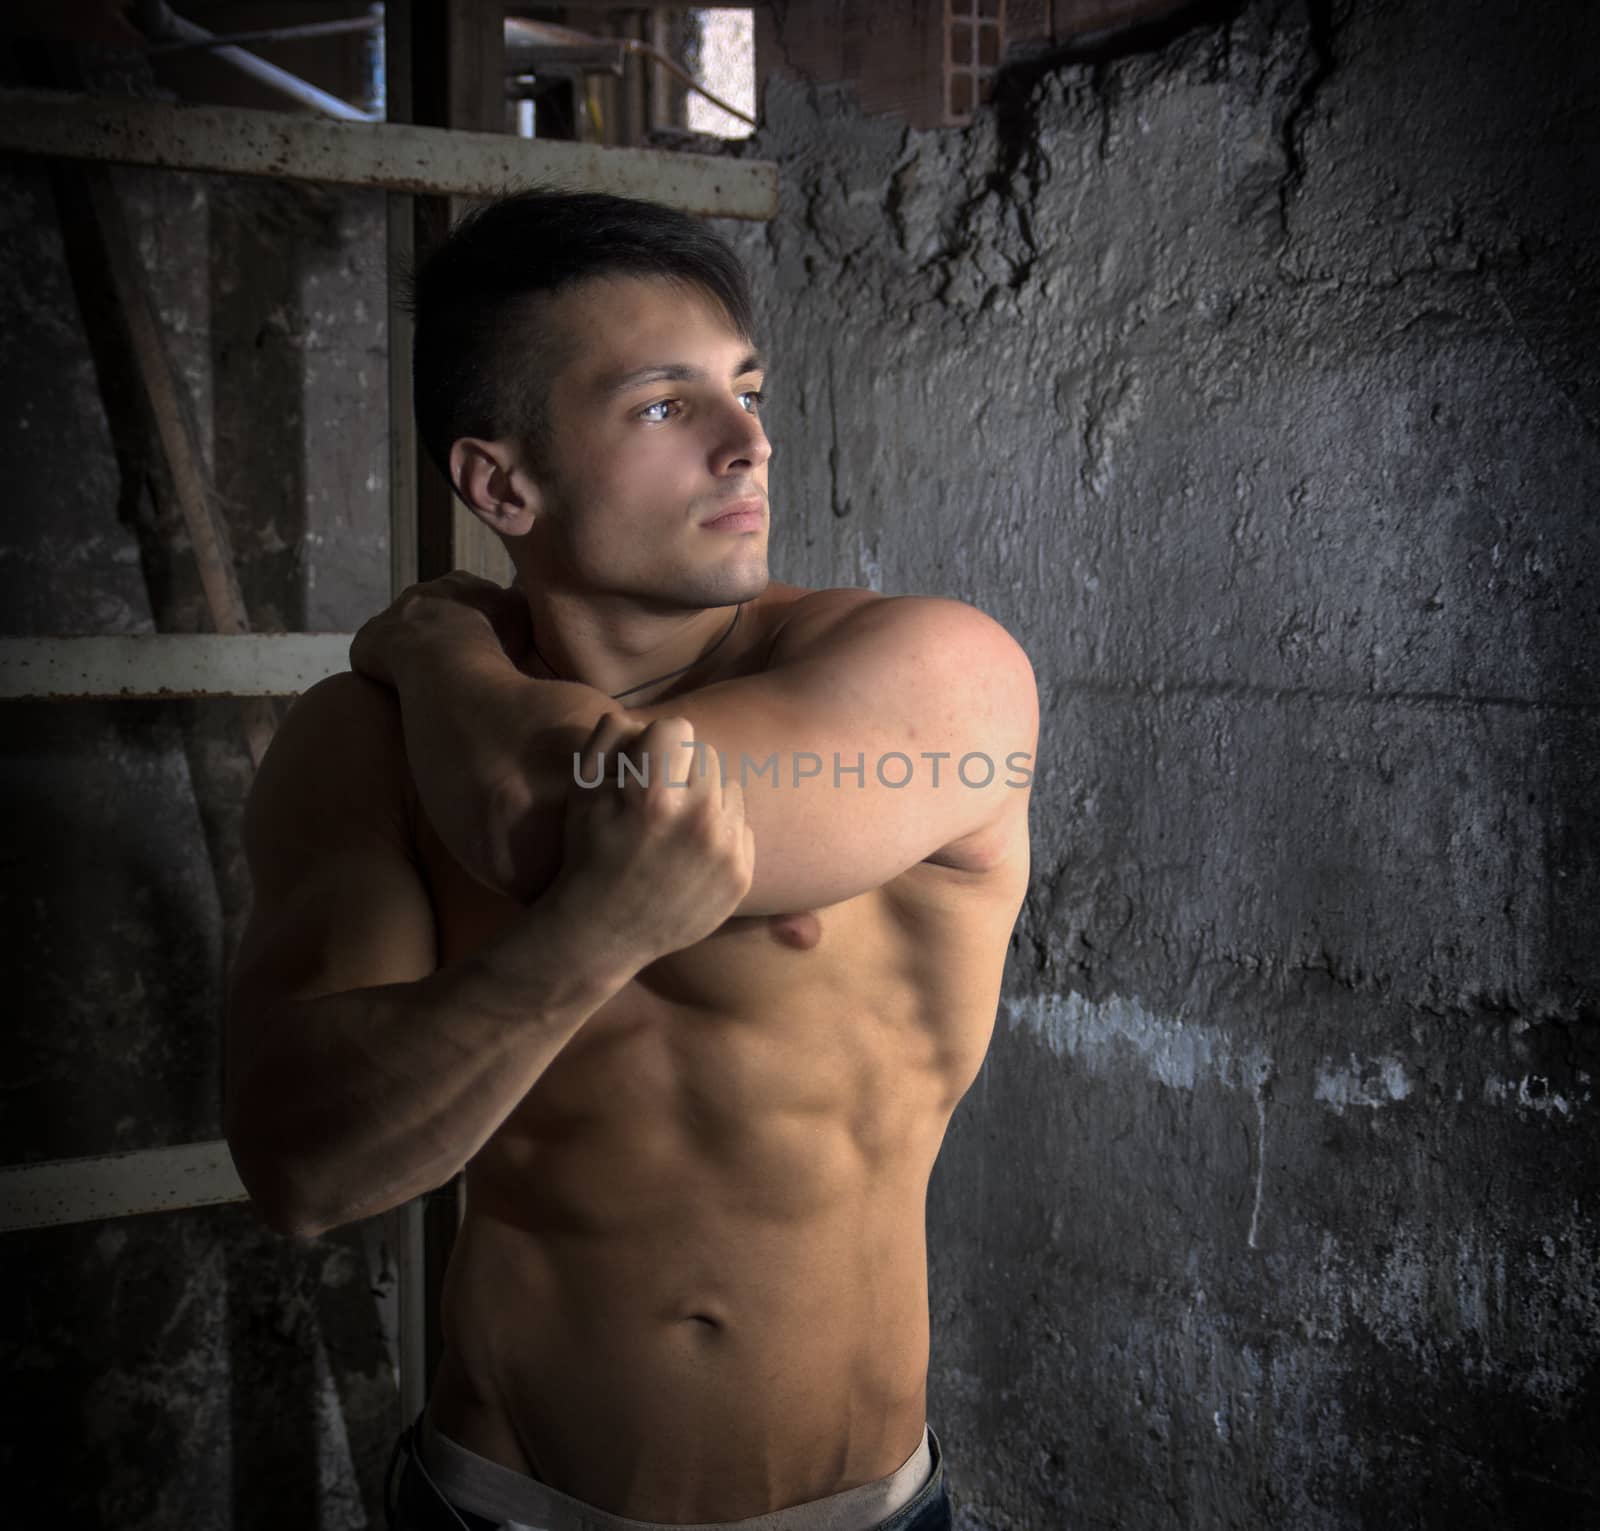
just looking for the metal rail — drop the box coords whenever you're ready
[0,88,779,217]
[0,635,352,699]
[0,1141,247,1232]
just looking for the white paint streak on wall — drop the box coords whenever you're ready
[1313,1054,1412,1114]
[1002,990,1270,1093]
[1248,1084,1268,1251]
[1483,1074,1586,1116]
[856,530,884,592]
[1009,1000,1589,1127]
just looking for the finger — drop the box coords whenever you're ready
[617,715,675,787]
[720,767,744,828]
[576,711,633,789]
[704,731,728,809]
[680,722,723,797]
[615,718,672,800]
[645,717,706,797]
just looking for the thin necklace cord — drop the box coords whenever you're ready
[529,604,744,700]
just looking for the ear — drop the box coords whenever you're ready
[449,437,543,537]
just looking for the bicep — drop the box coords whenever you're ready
[226,674,438,1070]
[638,595,1038,915]
[229,848,438,1023]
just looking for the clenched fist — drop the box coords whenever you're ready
[545,713,755,970]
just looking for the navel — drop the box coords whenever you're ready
[767,911,822,950]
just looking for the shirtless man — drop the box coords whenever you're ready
[224,190,1036,1531]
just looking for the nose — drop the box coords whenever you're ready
[711,398,773,476]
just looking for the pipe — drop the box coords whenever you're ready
[145,16,380,58]
[622,37,756,129]
[138,1,378,122]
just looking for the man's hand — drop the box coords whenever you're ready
[350,572,531,687]
[349,573,570,899]
[222,679,750,1236]
[544,713,755,970]
[351,571,1035,917]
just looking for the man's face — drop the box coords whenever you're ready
[528,274,772,610]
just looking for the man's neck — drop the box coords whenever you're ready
[517,588,775,704]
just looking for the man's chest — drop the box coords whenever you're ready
[413,810,1007,1089]
[419,816,902,1017]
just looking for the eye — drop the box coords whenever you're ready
[739,389,766,413]
[638,399,680,423]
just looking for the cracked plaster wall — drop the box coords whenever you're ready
[716,0,1599,1525]
[2,0,1596,1526]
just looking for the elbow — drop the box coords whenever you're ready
[224,1062,345,1237]
[225,1117,441,1239]
[253,1193,331,1241]
[230,1147,330,1239]
[248,1172,350,1240]
[224,1116,341,1240]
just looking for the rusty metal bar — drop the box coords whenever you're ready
[0,88,779,218]
[0,1141,247,1233]
[0,635,352,699]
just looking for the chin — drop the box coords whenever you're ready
[684,559,769,609]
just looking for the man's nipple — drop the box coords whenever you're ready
[767,911,822,950]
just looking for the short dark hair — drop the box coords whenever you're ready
[409,188,756,483]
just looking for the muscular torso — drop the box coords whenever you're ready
[412,589,1031,1520]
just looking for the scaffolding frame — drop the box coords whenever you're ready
[3,2,776,1472]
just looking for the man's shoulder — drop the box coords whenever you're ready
[245,670,417,851]
[767,585,1037,873]
[760,584,879,661]
[274,670,408,762]
[765,585,1030,678]
[758,582,879,618]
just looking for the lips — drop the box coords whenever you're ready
[701,498,766,532]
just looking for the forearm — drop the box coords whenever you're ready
[385,621,611,898]
[226,893,633,1237]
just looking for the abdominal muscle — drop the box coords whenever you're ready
[427,989,947,1522]
[413,804,1020,1521]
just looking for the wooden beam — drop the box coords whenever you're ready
[55,164,280,766]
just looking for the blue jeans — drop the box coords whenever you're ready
[385,1413,955,1531]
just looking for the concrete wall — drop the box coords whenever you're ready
[3,0,1596,1525]
[724,0,1598,1524]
